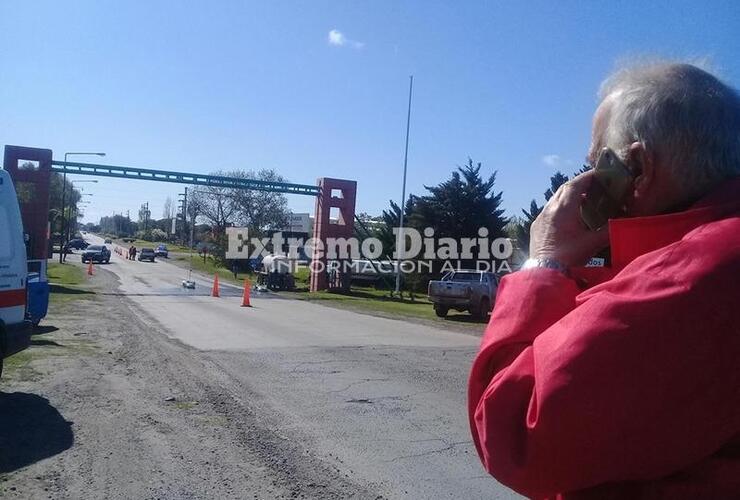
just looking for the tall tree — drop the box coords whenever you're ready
[377,195,416,259]
[544,172,569,201]
[515,200,543,251]
[574,163,593,176]
[411,158,508,262]
[48,172,81,235]
[162,196,175,220]
[231,169,291,236]
[188,171,240,235]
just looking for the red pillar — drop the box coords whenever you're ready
[310,178,357,292]
[3,146,53,260]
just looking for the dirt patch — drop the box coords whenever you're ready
[0,267,378,499]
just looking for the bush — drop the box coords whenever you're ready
[150,228,168,242]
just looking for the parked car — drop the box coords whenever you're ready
[427,270,499,319]
[66,238,89,250]
[138,248,156,262]
[81,245,111,263]
[0,170,32,377]
[348,259,397,285]
[154,244,169,258]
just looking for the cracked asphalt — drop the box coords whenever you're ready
[1,234,518,499]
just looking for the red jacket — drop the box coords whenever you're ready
[468,177,740,499]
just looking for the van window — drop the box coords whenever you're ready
[0,206,14,260]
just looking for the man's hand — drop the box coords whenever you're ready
[530,171,610,267]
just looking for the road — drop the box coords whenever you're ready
[5,235,518,499]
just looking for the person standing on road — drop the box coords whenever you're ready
[468,62,740,498]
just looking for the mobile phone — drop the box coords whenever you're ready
[580,147,634,231]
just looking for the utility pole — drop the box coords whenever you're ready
[59,151,105,262]
[394,75,414,296]
[144,202,150,232]
[178,188,188,245]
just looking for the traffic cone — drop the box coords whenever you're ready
[241,278,251,307]
[87,260,94,276]
[211,273,220,297]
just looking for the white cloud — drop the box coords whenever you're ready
[541,154,574,169]
[327,29,364,49]
[541,154,561,167]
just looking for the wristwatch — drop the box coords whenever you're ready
[520,258,569,276]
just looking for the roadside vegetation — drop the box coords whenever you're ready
[171,254,256,286]
[110,237,190,253]
[47,262,96,305]
[3,263,99,382]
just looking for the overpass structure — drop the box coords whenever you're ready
[3,145,356,291]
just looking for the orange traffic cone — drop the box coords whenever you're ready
[87,260,94,276]
[211,273,220,297]
[241,279,251,307]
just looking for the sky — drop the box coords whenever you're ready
[2,1,739,224]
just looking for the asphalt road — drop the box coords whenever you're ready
[79,235,517,499]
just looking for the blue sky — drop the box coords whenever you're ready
[2,1,739,224]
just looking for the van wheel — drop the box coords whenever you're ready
[434,305,449,318]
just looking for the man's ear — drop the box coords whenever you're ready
[626,141,654,200]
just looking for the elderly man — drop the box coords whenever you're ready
[468,62,740,499]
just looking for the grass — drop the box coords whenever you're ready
[47,262,85,286]
[2,350,43,382]
[2,337,98,382]
[282,285,487,325]
[111,237,190,253]
[173,400,199,410]
[170,254,256,286]
[168,255,484,326]
[47,262,96,305]
[289,288,437,320]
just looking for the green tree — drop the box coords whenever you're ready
[377,196,416,259]
[574,163,593,176]
[515,200,543,252]
[411,158,508,264]
[544,171,569,200]
[413,160,507,237]
[48,172,81,236]
[232,169,291,237]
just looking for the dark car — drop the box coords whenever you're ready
[66,238,89,250]
[138,248,156,262]
[81,245,111,263]
[154,244,169,258]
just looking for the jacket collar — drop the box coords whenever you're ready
[608,176,740,270]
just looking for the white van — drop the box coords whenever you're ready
[0,169,31,378]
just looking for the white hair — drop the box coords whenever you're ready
[599,61,740,198]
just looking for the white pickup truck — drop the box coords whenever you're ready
[0,169,32,378]
[427,270,499,319]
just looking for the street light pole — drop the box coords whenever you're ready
[60,152,105,262]
[394,75,414,295]
[66,189,94,245]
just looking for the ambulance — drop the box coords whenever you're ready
[0,169,31,378]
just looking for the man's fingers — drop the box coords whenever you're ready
[551,170,596,206]
[562,170,596,194]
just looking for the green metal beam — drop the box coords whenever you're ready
[51,160,320,196]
